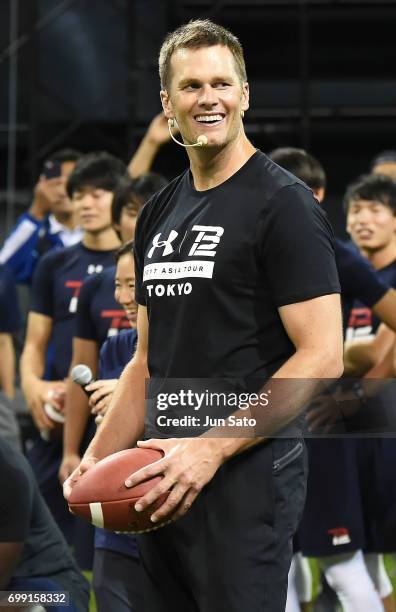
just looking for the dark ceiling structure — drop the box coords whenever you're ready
[0,0,395,236]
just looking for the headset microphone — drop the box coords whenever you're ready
[168,119,208,148]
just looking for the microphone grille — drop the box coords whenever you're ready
[197,135,208,146]
[71,364,92,386]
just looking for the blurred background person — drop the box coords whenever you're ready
[270,148,396,612]
[370,151,396,181]
[0,264,22,450]
[0,436,89,612]
[0,264,21,399]
[88,241,141,612]
[0,149,83,285]
[20,152,124,558]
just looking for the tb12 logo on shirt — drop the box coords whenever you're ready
[144,225,224,298]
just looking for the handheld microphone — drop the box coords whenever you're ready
[168,119,208,148]
[71,364,104,425]
[71,364,94,395]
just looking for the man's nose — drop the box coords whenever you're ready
[356,209,371,223]
[119,287,132,304]
[80,194,94,208]
[198,84,218,107]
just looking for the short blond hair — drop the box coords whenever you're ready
[159,19,247,91]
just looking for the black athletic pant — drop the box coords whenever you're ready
[138,438,307,612]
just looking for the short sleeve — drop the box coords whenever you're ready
[0,266,21,333]
[30,251,57,317]
[134,208,147,306]
[260,184,340,307]
[74,275,97,340]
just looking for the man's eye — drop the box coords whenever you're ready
[214,82,229,88]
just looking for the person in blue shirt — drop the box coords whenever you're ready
[86,241,141,612]
[0,149,83,284]
[19,152,124,551]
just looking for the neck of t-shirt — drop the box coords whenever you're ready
[188,134,256,192]
[82,227,121,251]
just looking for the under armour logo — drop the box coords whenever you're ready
[188,225,224,257]
[148,230,178,259]
[87,264,103,274]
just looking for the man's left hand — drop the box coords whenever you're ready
[125,437,224,523]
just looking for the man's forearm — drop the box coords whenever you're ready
[20,344,45,390]
[84,358,148,460]
[0,335,15,398]
[344,339,375,376]
[63,381,91,455]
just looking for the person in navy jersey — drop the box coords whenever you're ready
[65,20,343,612]
[271,149,396,612]
[0,265,21,400]
[60,173,168,485]
[341,174,396,612]
[0,149,83,284]
[269,149,396,359]
[86,241,142,612]
[20,152,124,550]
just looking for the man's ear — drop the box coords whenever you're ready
[160,90,174,120]
[241,82,250,112]
[314,187,325,203]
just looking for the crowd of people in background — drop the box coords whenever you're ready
[1,106,396,612]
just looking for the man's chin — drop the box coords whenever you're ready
[356,240,380,252]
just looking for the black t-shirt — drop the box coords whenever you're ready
[135,151,340,433]
[0,438,89,611]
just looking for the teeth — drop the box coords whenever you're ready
[195,115,223,123]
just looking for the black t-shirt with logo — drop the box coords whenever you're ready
[135,151,340,434]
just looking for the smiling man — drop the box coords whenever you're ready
[64,20,343,611]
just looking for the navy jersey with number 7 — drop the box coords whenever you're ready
[31,242,118,380]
